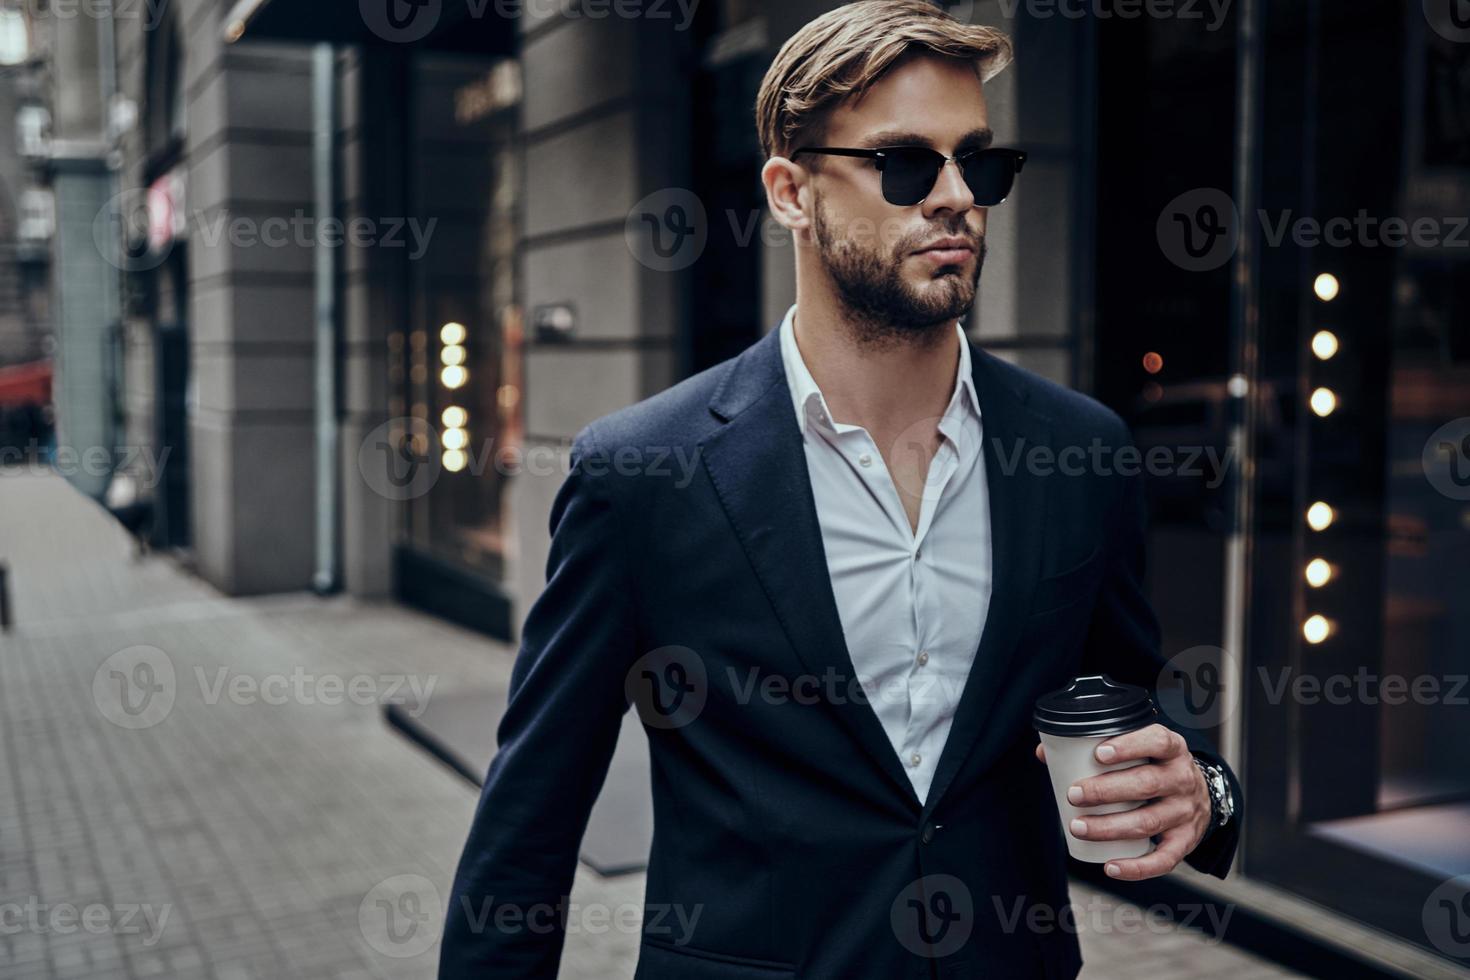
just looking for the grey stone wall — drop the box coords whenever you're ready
[116,0,317,592]
[508,3,692,631]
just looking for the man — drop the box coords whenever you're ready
[441,1,1241,976]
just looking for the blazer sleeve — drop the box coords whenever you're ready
[439,422,638,978]
[1076,418,1243,880]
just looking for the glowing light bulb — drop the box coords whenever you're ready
[1306,501,1335,531]
[441,427,468,451]
[442,449,467,472]
[1305,558,1333,588]
[1313,273,1339,302]
[1311,331,1338,360]
[1310,387,1337,417]
[1303,614,1333,644]
[441,365,467,389]
[440,321,467,345]
[442,406,468,428]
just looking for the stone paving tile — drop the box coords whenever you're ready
[0,470,1301,979]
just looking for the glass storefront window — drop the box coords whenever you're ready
[394,53,523,581]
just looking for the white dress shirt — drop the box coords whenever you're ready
[778,303,992,804]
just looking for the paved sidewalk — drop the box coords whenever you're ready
[0,469,1300,979]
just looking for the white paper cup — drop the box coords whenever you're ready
[1034,674,1160,864]
[1037,731,1155,862]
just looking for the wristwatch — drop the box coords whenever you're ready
[1193,756,1235,831]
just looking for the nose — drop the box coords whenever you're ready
[922,157,975,215]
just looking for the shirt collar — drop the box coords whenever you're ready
[777,303,981,438]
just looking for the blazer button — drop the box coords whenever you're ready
[921,822,937,844]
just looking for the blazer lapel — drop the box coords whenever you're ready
[699,327,1053,816]
[921,342,1050,816]
[699,327,923,809]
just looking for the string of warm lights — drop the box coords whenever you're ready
[440,322,470,473]
[1303,273,1340,645]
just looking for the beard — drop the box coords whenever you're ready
[812,195,985,352]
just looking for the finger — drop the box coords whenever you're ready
[1069,797,1191,842]
[1102,826,1193,880]
[1035,742,1047,763]
[1095,724,1188,764]
[1068,762,1171,807]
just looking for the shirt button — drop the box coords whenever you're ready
[917,651,929,667]
[858,452,872,467]
[909,753,922,768]
[921,822,937,845]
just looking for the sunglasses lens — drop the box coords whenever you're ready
[962,151,1019,206]
[880,148,944,206]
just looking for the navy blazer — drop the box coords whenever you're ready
[440,323,1242,979]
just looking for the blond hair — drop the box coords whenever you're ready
[755,0,1012,161]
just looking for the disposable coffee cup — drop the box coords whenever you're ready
[1034,674,1159,863]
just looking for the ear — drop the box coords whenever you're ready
[761,156,813,234]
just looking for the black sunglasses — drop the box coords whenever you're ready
[791,145,1027,208]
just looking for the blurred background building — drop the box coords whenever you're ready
[0,3,54,466]
[6,0,1469,975]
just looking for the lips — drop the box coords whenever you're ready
[913,237,977,262]
[915,237,976,254]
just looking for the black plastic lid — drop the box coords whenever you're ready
[1033,674,1156,737]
